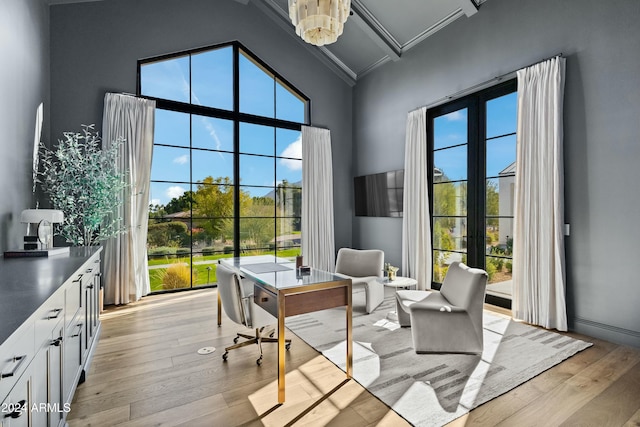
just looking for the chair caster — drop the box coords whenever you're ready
[285,342,291,351]
[222,352,229,361]
[256,356,262,366]
[233,336,239,344]
[269,331,275,338]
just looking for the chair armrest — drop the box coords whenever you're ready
[409,293,466,313]
[334,272,380,287]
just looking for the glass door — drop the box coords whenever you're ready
[428,80,517,306]
[431,104,470,283]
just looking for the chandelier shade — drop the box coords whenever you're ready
[288,0,351,46]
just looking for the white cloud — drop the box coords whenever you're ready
[150,198,161,206]
[173,154,188,165]
[444,110,466,121]
[279,136,302,171]
[166,186,186,199]
[200,116,223,151]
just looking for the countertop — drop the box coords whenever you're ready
[0,246,102,346]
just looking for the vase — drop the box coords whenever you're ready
[388,270,397,281]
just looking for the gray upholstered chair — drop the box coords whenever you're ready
[395,261,487,354]
[334,248,385,314]
[216,263,290,365]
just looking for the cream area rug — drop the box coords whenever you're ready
[285,291,591,427]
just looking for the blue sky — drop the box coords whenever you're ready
[433,92,517,181]
[141,47,304,206]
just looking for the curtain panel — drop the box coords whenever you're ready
[402,107,432,290]
[301,126,336,272]
[102,93,155,305]
[513,57,568,331]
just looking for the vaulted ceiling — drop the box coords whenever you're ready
[254,0,486,85]
[48,0,487,86]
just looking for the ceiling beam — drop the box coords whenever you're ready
[457,0,479,17]
[252,0,357,86]
[350,0,401,61]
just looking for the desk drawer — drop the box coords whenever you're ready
[254,285,277,318]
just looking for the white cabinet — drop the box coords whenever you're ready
[0,247,102,427]
[0,371,31,427]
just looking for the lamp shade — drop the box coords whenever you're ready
[288,0,351,46]
[20,209,64,224]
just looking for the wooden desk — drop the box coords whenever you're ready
[219,256,352,403]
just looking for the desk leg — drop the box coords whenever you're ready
[278,293,286,403]
[346,283,353,378]
[217,291,222,326]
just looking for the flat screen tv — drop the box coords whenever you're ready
[354,169,404,217]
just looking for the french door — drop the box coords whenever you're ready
[428,80,517,305]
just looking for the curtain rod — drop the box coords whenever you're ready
[411,52,564,113]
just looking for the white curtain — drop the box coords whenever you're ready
[102,93,155,305]
[301,126,335,271]
[402,107,432,290]
[513,57,568,331]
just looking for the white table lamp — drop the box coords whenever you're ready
[20,209,64,249]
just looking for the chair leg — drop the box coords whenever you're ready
[223,327,292,364]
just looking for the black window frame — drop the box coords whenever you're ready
[139,41,309,291]
[427,79,516,308]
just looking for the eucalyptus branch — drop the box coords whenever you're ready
[37,124,129,246]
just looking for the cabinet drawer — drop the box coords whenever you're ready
[34,288,65,346]
[0,323,34,401]
[65,274,83,328]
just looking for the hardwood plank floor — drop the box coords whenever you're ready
[67,289,640,426]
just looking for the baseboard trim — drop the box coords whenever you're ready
[572,317,640,348]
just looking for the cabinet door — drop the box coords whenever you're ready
[49,324,64,427]
[0,373,30,427]
[83,258,101,353]
[63,319,83,406]
[31,345,48,427]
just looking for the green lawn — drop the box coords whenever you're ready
[148,248,301,292]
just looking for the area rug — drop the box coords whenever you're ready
[285,291,591,427]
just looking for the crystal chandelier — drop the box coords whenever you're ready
[288,0,351,46]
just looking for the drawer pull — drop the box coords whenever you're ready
[48,307,63,319]
[0,355,27,379]
[3,399,26,419]
[71,323,83,338]
[51,337,63,347]
[261,297,269,302]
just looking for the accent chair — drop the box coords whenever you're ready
[216,262,290,365]
[334,247,385,314]
[395,261,488,354]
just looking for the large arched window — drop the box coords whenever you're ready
[139,42,308,292]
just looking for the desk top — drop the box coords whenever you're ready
[219,255,349,293]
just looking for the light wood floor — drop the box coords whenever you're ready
[67,289,640,427]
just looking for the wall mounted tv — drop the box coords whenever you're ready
[354,169,404,217]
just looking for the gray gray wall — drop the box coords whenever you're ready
[0,0,50,252]
[49,0,353,252]
[353,0,640,347]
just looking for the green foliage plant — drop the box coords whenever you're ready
[38,124,128,246]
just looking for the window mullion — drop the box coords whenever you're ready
[233,44,241,258]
